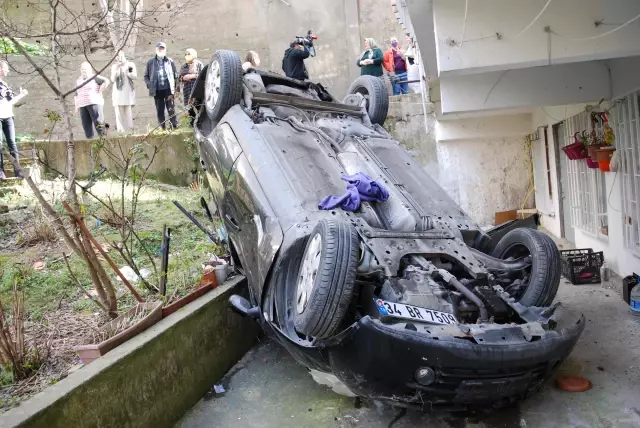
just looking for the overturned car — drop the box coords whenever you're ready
[190,50,585,411]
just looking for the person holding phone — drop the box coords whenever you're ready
[0,60,28,179]
[110,51,137,132]
[74,61,109,139]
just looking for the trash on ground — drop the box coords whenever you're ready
[556,375,593,392]
[117,266,152,284]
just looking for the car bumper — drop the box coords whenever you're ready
[324,314,585,410]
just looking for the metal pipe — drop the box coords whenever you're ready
[437,269,489,322]
[468,248,531,271]
[172,200,218,243]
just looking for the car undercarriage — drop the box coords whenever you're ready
[191,50,585,410]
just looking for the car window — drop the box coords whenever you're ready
[217,123,243,165]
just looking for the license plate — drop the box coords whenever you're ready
[374,298,457,325]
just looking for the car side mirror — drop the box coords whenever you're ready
[229,295,260,319]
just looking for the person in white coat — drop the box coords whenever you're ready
[110,51,137,132]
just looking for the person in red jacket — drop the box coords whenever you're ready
[383,37,408,96]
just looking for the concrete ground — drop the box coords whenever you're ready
[177,279,640,428]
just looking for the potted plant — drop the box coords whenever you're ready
[562,132,589,160]
[76,301,163,364]
[595,147,616,172]
[161,269,218,318]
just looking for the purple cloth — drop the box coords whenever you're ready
[318,173,389,212]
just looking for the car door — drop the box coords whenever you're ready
[197,123,243,215]
[223,152,283,301]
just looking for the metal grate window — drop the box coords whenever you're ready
[612,92,640,255]
[562,112,608,236]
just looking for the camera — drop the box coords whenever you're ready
[294,30,318,57]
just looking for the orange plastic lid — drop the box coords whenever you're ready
[556,376,593,392]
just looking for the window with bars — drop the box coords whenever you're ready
[562,111,608,236]
[612,92,640,255]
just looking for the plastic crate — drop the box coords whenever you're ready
[560,249,604,285]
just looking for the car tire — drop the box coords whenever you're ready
[491,228,561,307]
[346,75,389,125]
[205,50,243,121]
[293,219,359,339]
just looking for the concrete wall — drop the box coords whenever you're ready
[531,104,640,276]
[609,55,640,99]
[433,0,640,75]
[20,131,197,186]
[386,94,533,226]
[4,0,403,140]
[1,276,261,428]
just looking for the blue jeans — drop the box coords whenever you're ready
[392,71,408,96]
[0,117,18,176]
[79,104,104,139]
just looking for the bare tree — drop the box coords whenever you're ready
[0,0,196,317]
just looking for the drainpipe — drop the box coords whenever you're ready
[416,47,431,135]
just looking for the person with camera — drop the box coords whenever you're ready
[110,51,137,132]
[282,40,310,80]
[0,60,28,179]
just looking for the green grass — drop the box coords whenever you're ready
[0,180,222,319]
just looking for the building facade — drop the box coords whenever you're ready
[395,0,640,276]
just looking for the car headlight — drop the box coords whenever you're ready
[414,367,436,386]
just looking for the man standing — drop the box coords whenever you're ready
[144,42,178,129]
[282,40,310,80]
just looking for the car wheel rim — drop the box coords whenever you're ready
[205,60,221,111]
[296,233,323,314]
[500,243,532,300]
[354,86,370,109]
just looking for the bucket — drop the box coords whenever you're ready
[598,159,611,172]
[214,263,229,285]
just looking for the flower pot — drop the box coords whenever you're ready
[561,142,588,160]
[162,283,214,318]
[76,301,162,365]
[586,158,599,169]
[598,159,611,172]
[588,145,601,161]
[594,147,615,162]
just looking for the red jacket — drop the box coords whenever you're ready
[383,49,406,73]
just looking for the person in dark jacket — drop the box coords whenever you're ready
[180,48,203,127]
[282,41,310,80]
[144,42,179,129]
[356,38,384,77]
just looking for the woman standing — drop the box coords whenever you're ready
[110,51,137,132]
[180,48,203,126]
[74,62,110,139]
[356,38,384,77]
[0,60,28,179]
[242,51,261,71]
[383,37,408,96]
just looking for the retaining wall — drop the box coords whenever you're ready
[18,131,197,186]
[1,276,261,428]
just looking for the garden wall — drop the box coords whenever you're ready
[0,276,261,428]
[19,131,197,187]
